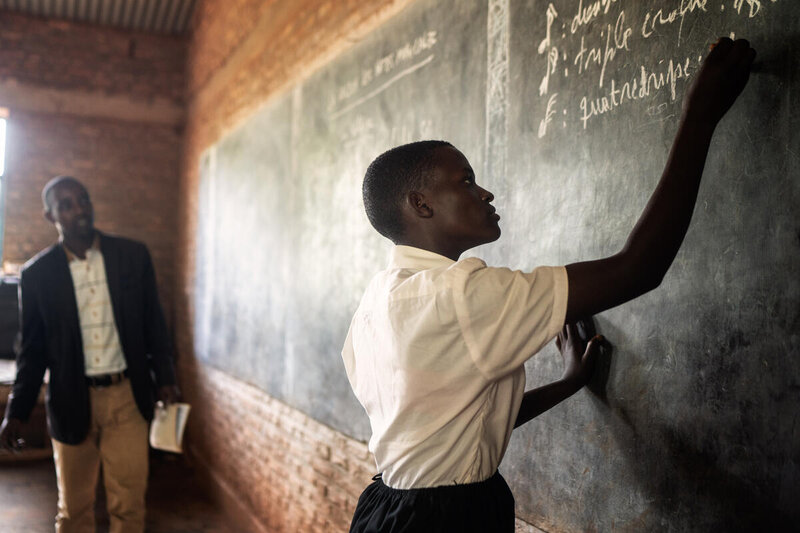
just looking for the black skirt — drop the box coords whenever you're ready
[349,471,515,533]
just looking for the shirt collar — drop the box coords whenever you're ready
[62,232,100,263]
[389,245,455,270]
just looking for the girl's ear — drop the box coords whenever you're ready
[407,191,433,218]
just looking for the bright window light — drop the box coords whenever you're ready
[0,118,5,177]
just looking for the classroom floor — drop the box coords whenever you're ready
[0,452,233,533]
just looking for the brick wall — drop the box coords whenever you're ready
[180,356,375,532]
[186,0,278,94]
[0,13,184,105]
[0,13,185,322]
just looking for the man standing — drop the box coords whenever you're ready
[0,176,179,533]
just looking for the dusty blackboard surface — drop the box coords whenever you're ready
[495,1,799,532]
[194,0,798,530]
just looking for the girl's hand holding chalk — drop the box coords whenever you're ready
[685,37,756,125]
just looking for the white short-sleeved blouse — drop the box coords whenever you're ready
[342,245,568,489]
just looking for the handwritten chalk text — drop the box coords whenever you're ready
[570,0,619,34]
[641,0,708,42]
[579,56,694,128]
[573,10,632,88]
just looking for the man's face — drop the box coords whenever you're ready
[45,181,95,241]
[422,146,501,251]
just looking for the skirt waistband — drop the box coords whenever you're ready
[371,470,505,496]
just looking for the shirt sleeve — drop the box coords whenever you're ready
[452,258,568,381]
[341,321,356,386]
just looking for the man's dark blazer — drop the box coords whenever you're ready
[4,232,176,445]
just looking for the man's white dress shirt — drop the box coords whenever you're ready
[342,245,568,489]
[67,244,127,377]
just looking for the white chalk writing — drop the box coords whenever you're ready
[641,0,708,43]
[374,31,437,78]
[328,30,438,116]
[733,0,777,17]
[529,0,780,136]
[573,10,632,88]
[539,93,559,138]
[538,4,560,95]
[579,56,694,129]
[570,0,619,34]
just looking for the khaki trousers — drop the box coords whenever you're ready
[51,378,149,533]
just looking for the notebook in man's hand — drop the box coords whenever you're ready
[149,402,191,453]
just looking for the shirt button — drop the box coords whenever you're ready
[90,288,95,294]
[94,357,100,363]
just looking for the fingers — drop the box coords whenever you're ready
[559,319,603,358]
[708,37,756,66]
[728,39,752,62]
[728,40,756,91]
[727,39,754,74]
[1,433,23,451]
[737,42,757,76]
[557,321,572,348]
[708,37,733,57]
[157,385,180,405]
[713,38,756,70]
[563,317,596,343]
[581,335,605,372]
[584,334,604,354]
[575,317,596,341]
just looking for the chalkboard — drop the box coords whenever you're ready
[195,95,293,399]
[498,2,799,531]
[194,0,799,530]
[195,0,488,441]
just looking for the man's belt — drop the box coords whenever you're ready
[86,370,127,388]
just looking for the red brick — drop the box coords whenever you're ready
[0,13,185,105]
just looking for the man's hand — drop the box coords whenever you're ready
[156,385,181,406]
[683,37,756,126]
[0,417,25,451]
[556,319,604,387]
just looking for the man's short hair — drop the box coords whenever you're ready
[362,140,452,242]
[42,176,84,212]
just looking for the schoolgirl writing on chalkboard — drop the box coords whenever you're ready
[342,37,755,532]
